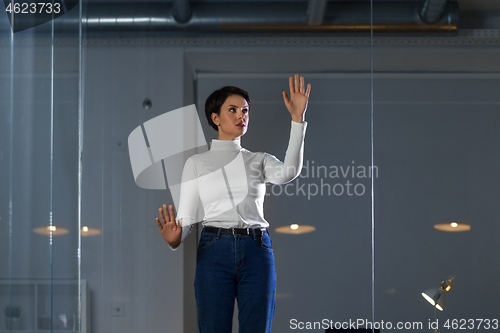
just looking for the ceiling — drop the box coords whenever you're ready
[78,0,500,31]
[83,0,500,11]
[457,0,500,10]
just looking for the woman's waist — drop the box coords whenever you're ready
[202,219,269,229]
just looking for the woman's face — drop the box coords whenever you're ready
[212,94,250,140]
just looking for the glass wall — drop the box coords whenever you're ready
[373,34,500,332]
[0,2,84,333]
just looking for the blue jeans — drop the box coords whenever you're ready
[194,228,276,333]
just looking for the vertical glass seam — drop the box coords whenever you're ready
[78,0,84,330]
[8,0,15,314]
[370,0,375,330]
[101,84,105,309]
[50,1,55,329]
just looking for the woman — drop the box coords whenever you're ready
[156,74,311,333]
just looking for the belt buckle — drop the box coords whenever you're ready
[231,228,236,235]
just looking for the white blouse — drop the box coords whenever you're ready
[171,120,307,250]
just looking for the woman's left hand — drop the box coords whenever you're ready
[282,74,311,123]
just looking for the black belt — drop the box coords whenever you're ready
[202,226,268,235]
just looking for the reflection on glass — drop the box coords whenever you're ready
[434,222,471,232]
[275,224,316,234]
[33,225,69,236]
[81,226,102,237]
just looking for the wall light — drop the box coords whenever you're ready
[422,275,455,311]
[422,275,456,333]
[422,287,445,311]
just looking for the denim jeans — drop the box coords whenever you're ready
[194,227,276,333]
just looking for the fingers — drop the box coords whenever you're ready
[169,204,175,222]
[305,83,311,98]
[159,203,174,226]
[288,74,308,96]
[164,204,170,222]
[155,217,162,229]
[168,204,177,230]
[159,206,166,225]
[282,90,290,104]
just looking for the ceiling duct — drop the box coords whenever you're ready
[173,0,192,24]
[420,0,449,24]
[307,0,328,26]
[74,1,458,34]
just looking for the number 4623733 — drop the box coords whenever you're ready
[5,2,61,14]
[444,319,499,330]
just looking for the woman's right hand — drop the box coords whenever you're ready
[156,204,182,248]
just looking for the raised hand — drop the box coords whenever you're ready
[156,204,182,248]
[282,74,311,123]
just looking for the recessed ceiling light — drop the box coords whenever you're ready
[434,222,471,232]
[275,224,316,234]
[33,225,69,236]
[81,226,102,237]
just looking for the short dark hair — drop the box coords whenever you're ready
[205,86,251,131]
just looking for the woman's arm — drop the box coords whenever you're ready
[172,157,200,249]
[156,157,199,250]
[264,75,311,184]
[263,121,307,184]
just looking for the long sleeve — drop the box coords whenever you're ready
[263,120,307,184]
[169,157,199,251]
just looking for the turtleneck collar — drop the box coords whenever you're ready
[210,138,242,151]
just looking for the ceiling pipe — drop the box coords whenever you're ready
[172,0,192,24]
[420,0,449,24]
[307,0,328,26]
[70,1,459,34]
